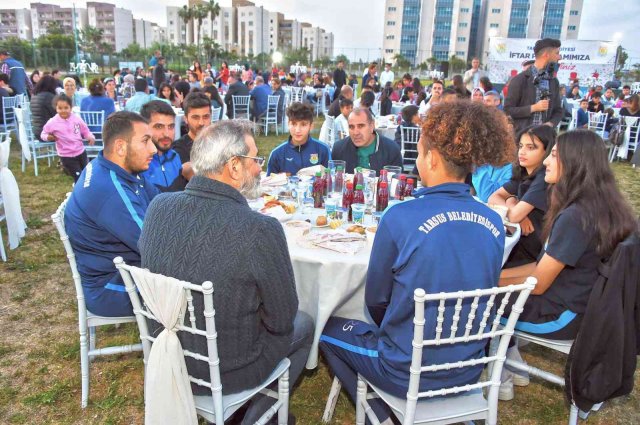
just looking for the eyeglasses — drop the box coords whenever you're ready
[236,155,265,166]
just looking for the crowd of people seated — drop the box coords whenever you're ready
[5,40,639,423]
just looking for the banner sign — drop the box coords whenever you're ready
[487,38,618,86]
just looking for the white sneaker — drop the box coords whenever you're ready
[499,374,514,401]
[512,372,530,387]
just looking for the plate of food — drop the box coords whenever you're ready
[260,199,296,222]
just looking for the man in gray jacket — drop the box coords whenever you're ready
[139,119,313,424]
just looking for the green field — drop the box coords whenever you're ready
[1,121,639,424]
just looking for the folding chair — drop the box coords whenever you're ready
[400,126,421,172]
[211,106,222,123]
[114,257,291,425]
[232,95,250,120]
[0,131,11,261]
[258,95,280,136]
[319,115,336,149]
[1,95,21,133]
[79,110,105,158]
[567,108,578,131]
[611,117,639,162]
[51,194,142,408]
[587,112,606,139]
[352,278,536,425]
[290,87,304,104]
[14,107,56,176]
[371,100,381,117]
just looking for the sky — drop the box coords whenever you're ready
[10,0,640,64]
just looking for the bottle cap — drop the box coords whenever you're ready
[400,175,407,180]
[346,181,353,189]
[315,171,322,177]
[356,184,363,190]
[407,178,414,184]
[337,165,343,171]
[380,181,388,188]
[356,167,362,172]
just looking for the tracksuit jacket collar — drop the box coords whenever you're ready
[96,152,142,186]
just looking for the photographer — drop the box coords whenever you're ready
[504,38,564,133]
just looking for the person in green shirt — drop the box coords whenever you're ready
[331,107,403,174]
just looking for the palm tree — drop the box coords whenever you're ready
[192,4,209,53]
[178,5,193,45]
[205,0,221,44]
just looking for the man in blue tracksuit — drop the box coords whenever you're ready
[320,183,504,421]
[64,112,159,317]
[140,100,191,191]
[266,102,330,175]
[0,50,32,96]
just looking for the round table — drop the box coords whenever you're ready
[280,206,520,369]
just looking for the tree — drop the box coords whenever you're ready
[449,55,466,74]
[335,54,349,65]
[178,5,193,45]
[202,37,223,62]
[616,46,628,72]
[120,42,146,58]
[80,26,105,56]
[393,53,411,69]
[284,48,311,67]
[426,56,438,71]
[205,0,221,47]
[46,22,65,36]
[192,4,209,54]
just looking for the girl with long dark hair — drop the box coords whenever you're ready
[489,125,556,266]
[498,129,638,399]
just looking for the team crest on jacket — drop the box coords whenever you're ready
[309,153,319,165]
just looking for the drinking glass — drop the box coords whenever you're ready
[363,170,377,213]
[351,203,366,225]
[383,165,402,180]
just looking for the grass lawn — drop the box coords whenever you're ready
[1,120,639,424]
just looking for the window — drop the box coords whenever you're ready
[388,6,396,12]
[385,49,394,53]
[457,37,466,42]
[490,23,499,28]
[461,8,470,13]
[459,22,468,28]
[568,25,576,31]
[492,8,501,13]
[386,35,395,40]
[387,20,395,26]
[456,51,465,56]
[570,10,579,16]
[248,21,253,26]
[169,20,173,25]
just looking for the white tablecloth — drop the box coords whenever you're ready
[282,207,520,369]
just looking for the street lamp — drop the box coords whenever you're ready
[272,51,283,65]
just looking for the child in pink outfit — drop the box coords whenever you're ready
[41,94,95,182]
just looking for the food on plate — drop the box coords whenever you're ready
[366,226,377,234]
[329,219,343,229]
[316,215,328,226]
[262,194,277,203]
[262,199,296,214]
[346,224,366,235]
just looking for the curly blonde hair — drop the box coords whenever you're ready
[421,101,515,178]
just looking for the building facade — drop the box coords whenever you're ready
[134,19,154,49]
[383,0,584,67]
[87,2,133,52]
[0,9,32,41]
[30,3,88,39]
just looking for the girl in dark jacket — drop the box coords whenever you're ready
[30,75,58,141]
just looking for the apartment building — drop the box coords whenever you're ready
[87,2,133,52]
[151,23,167,45]
[0,9,32,41]
[30,3,88,39]
[134,19,154,49]
[166,0,333,57]
[383,0,584,66]
[478,0,584,57]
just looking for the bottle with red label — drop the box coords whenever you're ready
[354,184,365,204]
[376,170,388,210]
[376,181,389,212]
[342,181,354,221]
[323,168,332,196]
[395,175,407,201]
[313,171,324,208]
[404,178,415,198]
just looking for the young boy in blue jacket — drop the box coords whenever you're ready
[266,102,330,175]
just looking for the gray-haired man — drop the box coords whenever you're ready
[139,120,313,424]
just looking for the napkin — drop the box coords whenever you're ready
[261,173,288,187]
[298,231,366,254]
[297,165,325,177]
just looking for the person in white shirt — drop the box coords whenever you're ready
[463,57,487,92]
[335,98,353,139]
[380,63,395,88]
[419,80,444,116]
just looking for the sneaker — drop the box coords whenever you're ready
[498,374,514,401]
[512,372,530,387]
